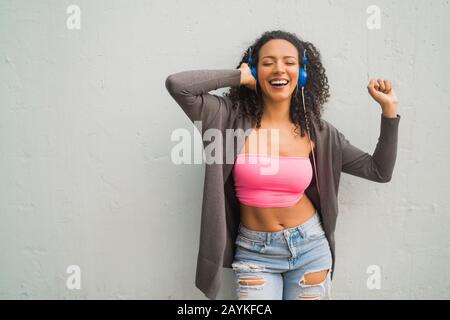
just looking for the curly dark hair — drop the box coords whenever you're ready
[224,30,330,141]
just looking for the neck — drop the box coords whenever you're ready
[261,96,292,124]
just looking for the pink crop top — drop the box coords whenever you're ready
[232,153,313,208]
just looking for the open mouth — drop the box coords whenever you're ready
[269,79,289,88]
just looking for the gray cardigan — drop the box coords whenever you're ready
[165,69,401,299]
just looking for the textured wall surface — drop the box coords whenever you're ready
[0,0,449,299]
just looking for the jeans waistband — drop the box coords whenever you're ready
[238,209,321,241]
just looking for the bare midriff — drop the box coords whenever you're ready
[239,193,317,232]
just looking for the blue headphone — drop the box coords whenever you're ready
[247,47,308,88]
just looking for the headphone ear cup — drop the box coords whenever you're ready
[251,66,258,81]
[298,66,308,88]
[247,55,258,81]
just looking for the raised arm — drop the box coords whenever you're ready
[165,69,242,134]
[338,113,401,182]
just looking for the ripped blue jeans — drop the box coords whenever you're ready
[232,210,333,300]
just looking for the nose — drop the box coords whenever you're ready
[270,62,289,79]
[273,61,286,73]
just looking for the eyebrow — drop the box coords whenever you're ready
[261,55,297,59]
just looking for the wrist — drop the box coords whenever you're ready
[382,111,398,118]
[381,103,398,118]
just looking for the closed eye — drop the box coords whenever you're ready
[263,63,296,66]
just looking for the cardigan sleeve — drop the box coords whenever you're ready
[338,113,401,182]
[165,69,242,134]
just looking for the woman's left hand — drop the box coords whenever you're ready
[367,78,398,117]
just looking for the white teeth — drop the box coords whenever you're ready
[269,80,289,85]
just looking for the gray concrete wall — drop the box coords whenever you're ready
[0,0,449,299]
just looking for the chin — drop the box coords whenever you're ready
[267,96,291,103]
[264,91,292,100]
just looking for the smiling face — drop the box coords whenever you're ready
[257,39,300,103]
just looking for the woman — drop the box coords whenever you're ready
[165,30,400,300]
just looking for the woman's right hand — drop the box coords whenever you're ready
[239,63,257,91]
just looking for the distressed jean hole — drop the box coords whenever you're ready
[232,261,266,273]
[298,294,321,300]
[297,268,331,300]
[299,269,330,286]
[238,277,265,286]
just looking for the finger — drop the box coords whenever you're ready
[367,79,379,96]
[381,79,390,93]
[373,79,380,91]
[367,79,375,90]
[384,80,392,93]
[252,79,257,91]
[377,79,385,92]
